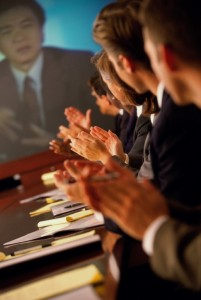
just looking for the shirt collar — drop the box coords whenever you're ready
[11,52,43,94]
[156,81,165,108]
[136,105,142,117]
[119,109,124,115]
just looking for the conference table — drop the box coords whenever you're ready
[0,150,125,299]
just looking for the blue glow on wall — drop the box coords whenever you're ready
[37,0,114,53]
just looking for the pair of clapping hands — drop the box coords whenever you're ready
[49,106,91,157]
[54,156,169,241]
[53,159,107,202]
[49,106,126,163]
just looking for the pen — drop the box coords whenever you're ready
[64,203,85,209]
[88,172,119,182]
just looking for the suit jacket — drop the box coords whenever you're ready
[128,113,152,174]
[137,113,160,180]
[115,108,137,153]
[124,107,137,153]
[150,91,201,206]
[0,47,114,161]
[105,113,151,234]
[151,219,201,291]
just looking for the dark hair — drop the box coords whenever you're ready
[87,72,107,97]
[142,93,159,116]
[106,89,126,111]
[140,0,201,65]
[93,1,151,70]
[91,50,152,106]
[91,49,158,116]
[0,0,45,26]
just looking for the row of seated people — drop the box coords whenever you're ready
[48,0,201,298]
[2,0,198,297]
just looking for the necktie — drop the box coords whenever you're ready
[22,76,42,126]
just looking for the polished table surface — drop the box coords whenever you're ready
[0,151,149,300]
[0,177,122,299]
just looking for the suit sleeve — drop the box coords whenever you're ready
[150,219,201,291]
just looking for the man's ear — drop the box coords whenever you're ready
[118,54,135,74]
[160,45,179,71]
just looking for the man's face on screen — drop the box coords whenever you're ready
[0,6,43,71]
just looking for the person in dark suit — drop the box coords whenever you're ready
[105,89,138,154]
[92,0,201,207]
[78,157,201,292]
[150,88,201,206]
[73,0,201,295]
[0,0,99,162]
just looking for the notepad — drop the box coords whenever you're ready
[29,199,68,216]
[41,171,57,185]
[66,209,94,221]
[0,264,104,300]
[0,231,96,262]
[37,209,94,228]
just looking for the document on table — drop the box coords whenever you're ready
[0,264,103,300]
[29,200,68,217]
[51,201,88,217]
[1,234,102,268]
[19,188,67,204]
[37,209,94,228]
[3,215,104,246]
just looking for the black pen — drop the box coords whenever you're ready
[64,203,85,209]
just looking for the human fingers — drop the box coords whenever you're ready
[77,131,96,142]
[64,160,80,179]
[86,109,92,127]
[90,128,109,143]
[108,130,119,140]
[80,180,125,214]
[72,122,89,133]
[91,126,109,137]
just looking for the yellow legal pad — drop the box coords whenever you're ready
[37,209,94,227]
[41,171,57,185]
[0,264,104,300]
[66,209,94,222]
[29,199,67,217]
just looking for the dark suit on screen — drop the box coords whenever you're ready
[0,46,114,161]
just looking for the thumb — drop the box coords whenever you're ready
[86,109,92,125]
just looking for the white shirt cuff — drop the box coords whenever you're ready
[124,153,129,164]
[142,215,169,256]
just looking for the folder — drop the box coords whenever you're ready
[3,215,104,246]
